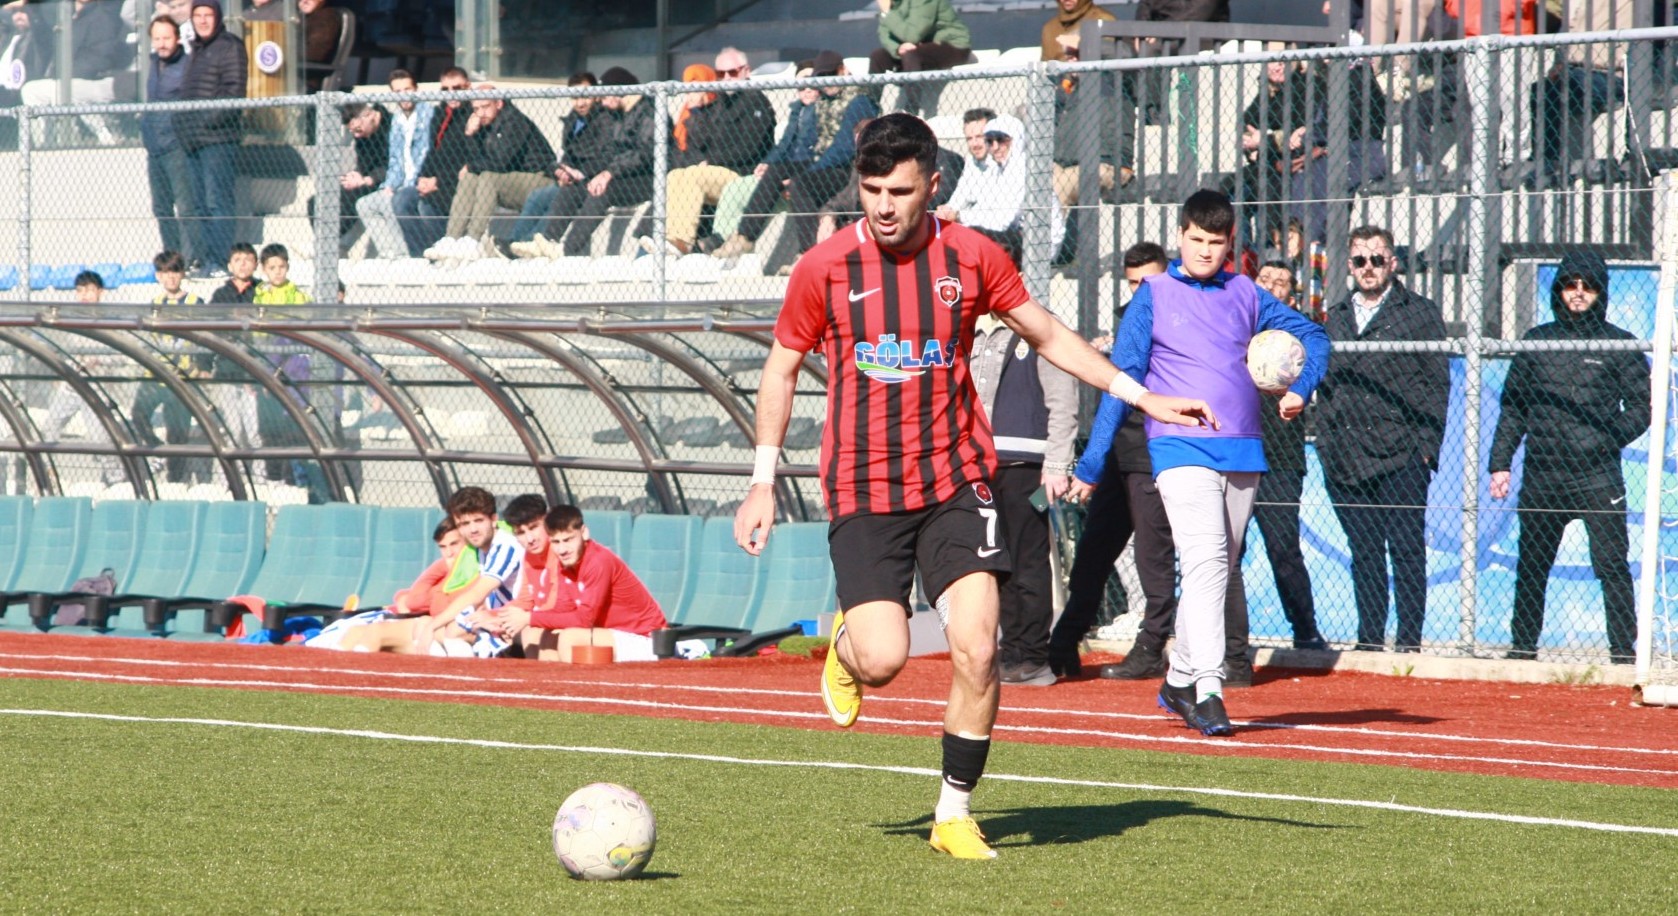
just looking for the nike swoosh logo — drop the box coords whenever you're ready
[977,547,1001,558]
[848,288,879,302]
[1612,496,1626,505]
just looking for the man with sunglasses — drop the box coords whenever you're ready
[642,47,776,257]
[1316,225,1448,653]
[1489,251,1648,664]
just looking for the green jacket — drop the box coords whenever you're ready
[878,0,970,51]
[253,281,311,306]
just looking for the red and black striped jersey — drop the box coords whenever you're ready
[776,217,1030,519]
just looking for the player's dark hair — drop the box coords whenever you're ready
[74,270,105,289]
[439,65,470,84]
[432,517,457,542]
[962,107,996,126]
[445,486,496,520]
[1179,189,1235,235]
[1349,224,1394,251]
[148,14,177,34]
[502,493,548,528]
[153,249,187,273]
[259,243,289,265]
[1123,241,1168,270]
[568,71,597,87]
[388,68,414,85]
[229,241,257,260]
[1261,259,1296,281]
[341,102,371,124]
[855,113,938,179]
[545,504,585,533]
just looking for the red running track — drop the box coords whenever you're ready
[1,631,1674,789]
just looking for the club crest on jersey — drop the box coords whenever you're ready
[935,276,963,308]
[971,482,994,504]
[854,334,959,383]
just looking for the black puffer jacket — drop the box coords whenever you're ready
[554,105,616,177]
[174,1,248,151]
[689,90,776,175]
[602,95,669,179]
[466,103,553,175]
[1315,280,1450,487]
[60,0,128,81]
[1489,251,1651,495]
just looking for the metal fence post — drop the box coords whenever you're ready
[312,92,343,303]
[17,106,31,305]
[1022,63,1056,307]
[652,81,669,305]
[1459,38,1496,655]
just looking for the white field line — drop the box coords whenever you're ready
[3,664,1676,779]
[3,707,1676,839]
[3,649,1674,760]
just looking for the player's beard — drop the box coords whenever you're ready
[869,206,925,251]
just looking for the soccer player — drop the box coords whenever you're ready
[415,486,523,657]
[495,505,667,662]
[1068,190,1330,737]
[733,113,1216,860]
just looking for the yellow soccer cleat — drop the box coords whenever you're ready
[929,816,997,860]
[820,610,862,727]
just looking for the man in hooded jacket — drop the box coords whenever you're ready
[173,0,247,276]
[1489,251,1650,663]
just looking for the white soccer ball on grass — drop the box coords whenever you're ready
[1246,329,1305,393]
[551,782,658,880]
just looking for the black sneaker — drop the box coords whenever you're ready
[1505,648,1537,661]
[1047,644,1082,679]
[1293,634,1330,652]
[1157,681,1235,736]
[1099,643,1166,680]
[999,662,1056,686]
[1223,656,1254,688]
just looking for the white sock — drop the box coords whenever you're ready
[935,780,972,824]
[1195,675,1223,704]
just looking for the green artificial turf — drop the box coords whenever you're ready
[0,678,1673,914]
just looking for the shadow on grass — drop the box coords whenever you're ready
[1243,707,1445,727]
[876,800,1343,848]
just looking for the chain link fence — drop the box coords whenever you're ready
[3,27,1678,665]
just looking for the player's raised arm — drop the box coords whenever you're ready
[734,340,805,555]
[997,298,1219,430]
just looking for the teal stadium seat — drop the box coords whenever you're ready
[751,522,837,632]
[88,262,122,288]
[652,517,806,658]
[0,265,18,291]
[0,497,92,630]
[583,510,632,555]
[0,495,33,591]
[162,501,267,640]
[240,503,374,631]
[49,500,150,635]
[357,506,444,609]
[625,514,703,623]
[27,264,50,291]
[119,262,155,286]
[79,501,206,636]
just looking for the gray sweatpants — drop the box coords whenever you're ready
[1156,466,1259,687]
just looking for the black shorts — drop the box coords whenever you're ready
[828,481,1012,612]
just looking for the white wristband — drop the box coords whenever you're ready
[749,444,780,487]
[1107,372,1147,407]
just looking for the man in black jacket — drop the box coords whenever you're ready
[1316,225,1449,652]
[19,0,128,112]
[1250,260,1328,651]
[410,66,474,255]
[648,48,776,256]
[1489,251,1649,663]
[508,71,611,257]
[336,102,391,246]
[174,0,247,277]
[543,66,670,258]
[143,14,197,262]
[426,84,555,261]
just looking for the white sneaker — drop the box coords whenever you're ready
[423,237,457,261]
[482,235,508,260]
[453,236,483,261]
[509,238,541,259]
[532,232,563,259]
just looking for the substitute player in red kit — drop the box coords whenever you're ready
[733,113,1217,859]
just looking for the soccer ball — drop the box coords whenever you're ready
[551,782,657,880]
[1246,329,1305,393]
